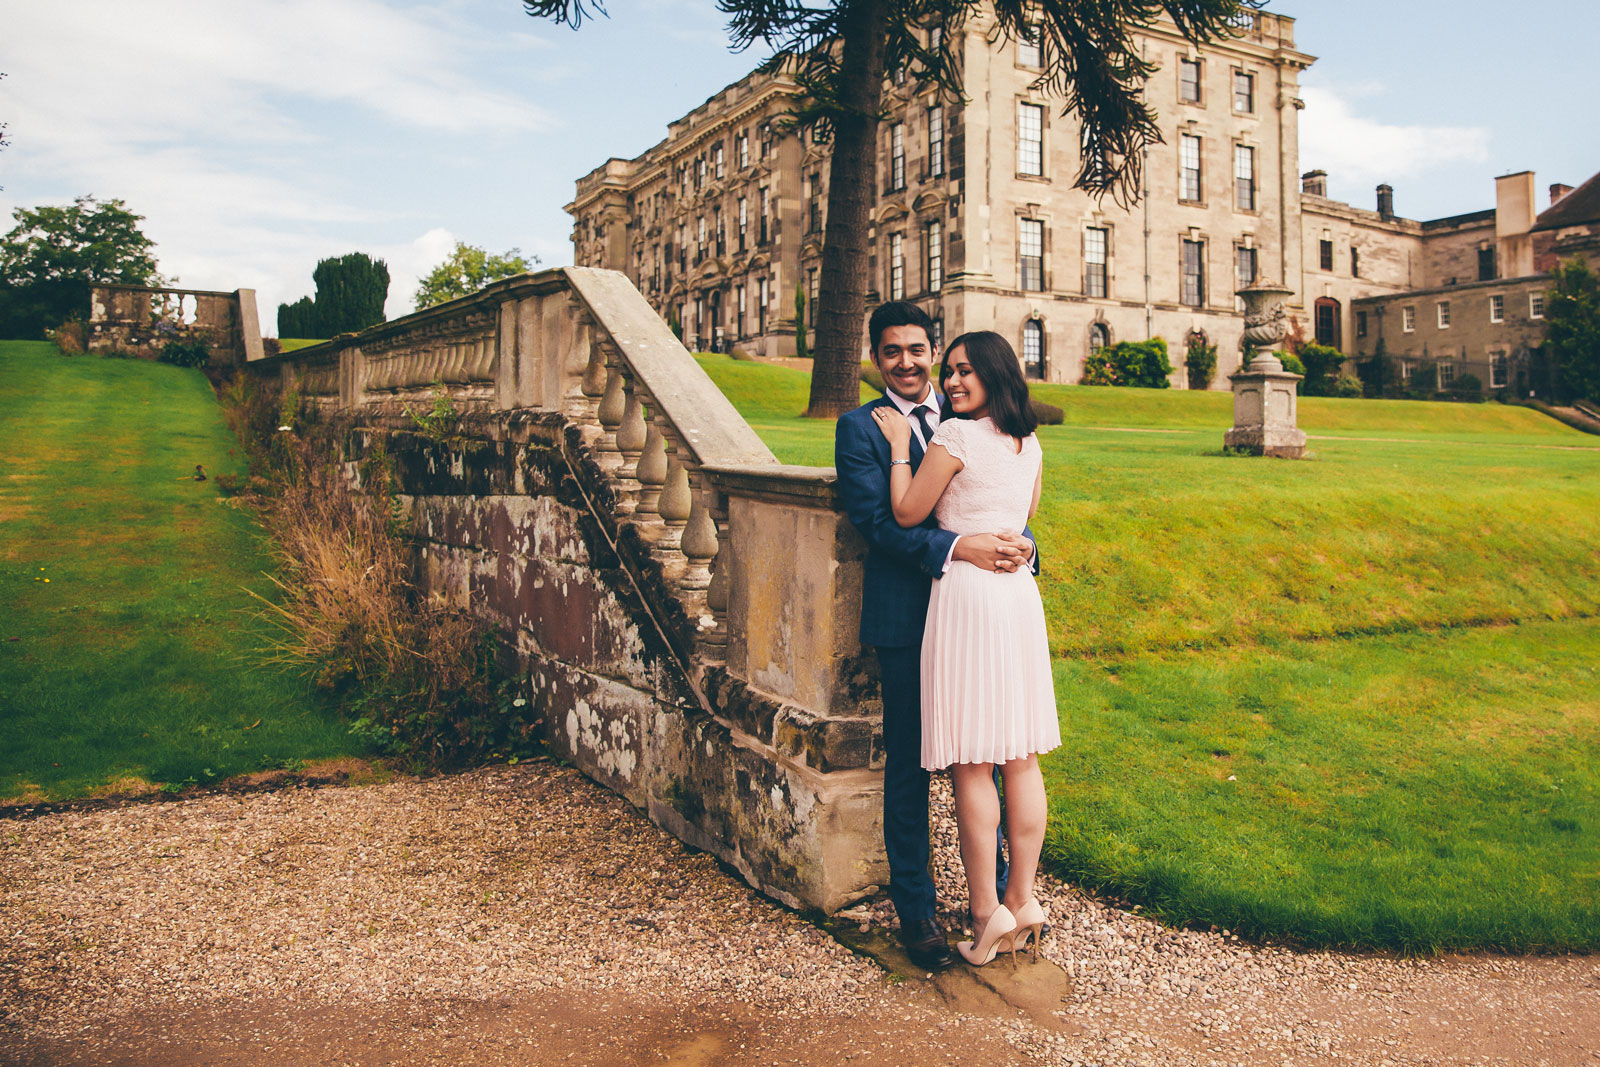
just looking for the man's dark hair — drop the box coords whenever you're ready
[940,330,1039,441]
[868,300,937,354]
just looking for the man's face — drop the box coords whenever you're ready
[872,324,936,403]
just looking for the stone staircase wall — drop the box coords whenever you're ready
[251,267,883,912]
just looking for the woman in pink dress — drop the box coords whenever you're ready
[871,330,1060,967]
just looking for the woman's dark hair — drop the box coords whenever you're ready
[939,330,1038,440]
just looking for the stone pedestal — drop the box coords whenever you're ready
[1225,352,1306,458]
[1226,281,1306,459]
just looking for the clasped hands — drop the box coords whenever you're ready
[871,407,1031,573]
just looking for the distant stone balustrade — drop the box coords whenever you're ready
[251,267,883,912]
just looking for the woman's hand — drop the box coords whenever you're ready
[871,406,912,452]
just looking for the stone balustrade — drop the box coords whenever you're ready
[251,267,883,912]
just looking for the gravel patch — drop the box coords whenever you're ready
[2,762,1596,1065]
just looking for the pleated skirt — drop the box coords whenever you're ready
[919,561,1060,770]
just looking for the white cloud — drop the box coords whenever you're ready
[1299,85,1490,187]
[0,0,559,334]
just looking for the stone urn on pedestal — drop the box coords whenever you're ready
[1225,281,1306,459]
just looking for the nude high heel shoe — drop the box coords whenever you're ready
[956,905,1017,967]
[1004,900,1047,964]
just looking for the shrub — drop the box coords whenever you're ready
[1274,350,1306,377]
[217,384,535,767]
[1453,372,1485,402]
[1332,373,1364,398]
[861,362,886,394]
[160,337,210,368]
[51,318,85,355]
[1082,338,1173,388]
[1184,339,1217,391]
[1298,343,1344,396]
[1408,362,1439,399]
[1030,397,1064,425]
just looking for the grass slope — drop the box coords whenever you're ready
[698,358,1600,951]
[0,342,364,802]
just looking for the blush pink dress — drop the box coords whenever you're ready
[919,417,1060,770]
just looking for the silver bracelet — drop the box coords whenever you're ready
[889,458,911,466]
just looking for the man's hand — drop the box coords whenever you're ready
[953,531,1033,573]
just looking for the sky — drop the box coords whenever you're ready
[2,0,1596,335]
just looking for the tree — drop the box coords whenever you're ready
[413,242,536,310]
[0,195,163,339]
[1545,257,1600,404]
[276,252,390,338]
[313,252,389,335]
[524,0,1253,416]
[277,296,317,339]
[1082,338,1172,388]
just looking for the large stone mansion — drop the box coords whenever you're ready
[568,8,1596,389]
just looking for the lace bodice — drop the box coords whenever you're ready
[928,417,1041,535]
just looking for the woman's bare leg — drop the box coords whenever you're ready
[950,762,1002,925]
[998,754,1046,912]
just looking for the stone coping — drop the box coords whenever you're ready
[252,266,778,472]
[563,268,777,469]
[704,464,839,508]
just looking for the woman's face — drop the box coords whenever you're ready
[942,345,989,418]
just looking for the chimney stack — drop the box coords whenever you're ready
[1551,183,1574,206]
[1301,170,1328,197]
[1376,184,1395,220]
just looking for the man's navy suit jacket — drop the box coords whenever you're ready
[834,395,1038,650]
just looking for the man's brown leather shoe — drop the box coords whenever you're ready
[898,917,954,971]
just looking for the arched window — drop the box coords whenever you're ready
[1314,297,1341,348]
[1022,319,1045,379]
[1089,322,1110,353]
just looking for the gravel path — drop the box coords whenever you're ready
[2,762,1595,1065]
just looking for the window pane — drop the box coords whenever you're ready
[1018,104,1043,176]
[890,233,905,300]
[1233,71,1254,111]
[1402,306,1415,331]
[1085,227,1107,298]
[927,221,942,292]
[1179,58,1201,103]
[1020,219,1044,291]
[1018,26,1042,67]
[1023,320,1043,378]
[1233,145,1255,211]
[929,106,944,177]
[1181,239,1204,306]
[1180,135,1202,201]
[1235,246,1256,287]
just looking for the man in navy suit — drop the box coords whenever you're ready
[834,301,1036,970]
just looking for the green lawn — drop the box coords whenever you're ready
[0,342,365,802]
[698,356,1600,951]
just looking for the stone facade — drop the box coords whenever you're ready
[570,8,1314,388]
[253,268,890,913]
[88,284,264,367]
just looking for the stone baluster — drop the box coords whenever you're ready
[566,334,608,449]
[702,534,732,655]
[679,480,719,593]
[450,340,470,385]
[594,361,627,475]
[633,422,669,539]
[470,335,494,381]
[612,378,648,516]
[653,449,692,578]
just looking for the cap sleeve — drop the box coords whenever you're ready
[930,417,968,463]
